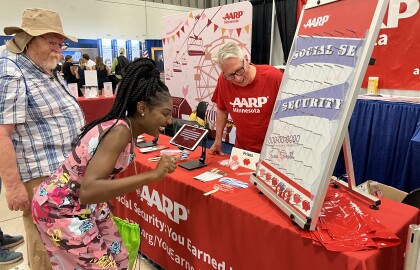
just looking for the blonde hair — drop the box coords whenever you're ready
[79,58,85,68]
[211,41,245,67]
[119,47,125,55]
[95,56,106,70]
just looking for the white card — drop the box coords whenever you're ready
[103,82,113,97]
[68,83,78,98]
[229,147,260,171]
[193,172,223,182]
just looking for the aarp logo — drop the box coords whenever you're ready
[303,15,330,28]
[382,0,419,29]
[138,186,188,224]
[223,10,244,23]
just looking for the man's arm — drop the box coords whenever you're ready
[209,108,228,155]
[0,124,30,211]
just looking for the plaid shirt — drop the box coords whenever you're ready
[0,46,85,182]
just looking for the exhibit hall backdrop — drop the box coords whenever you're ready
[298,0,420,91]
[162,2,253,144]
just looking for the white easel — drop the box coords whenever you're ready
[333,132,381,209]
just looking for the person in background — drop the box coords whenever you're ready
[62,55,77,84]
[32,58,176,269]
[54,53,64,75]
[83,53,96,70]
[156,53,164,73]
[111,47,130,83]
[209,41,283,154]
[75,57,86,96]
[93,56,111,91]
[0,8,85,269]
[0,178,24,265]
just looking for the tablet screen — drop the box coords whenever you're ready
[169,124,208,151]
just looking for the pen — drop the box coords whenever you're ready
[235,172,253,176]
[148,157,161,162]
[204,189,218,196]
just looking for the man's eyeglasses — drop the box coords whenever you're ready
[39,36,69,51]
[223,59,245,81]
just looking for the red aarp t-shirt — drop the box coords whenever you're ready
[211,65,283,153]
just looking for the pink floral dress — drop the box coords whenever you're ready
[32,119,135,270]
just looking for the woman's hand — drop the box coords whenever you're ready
[153,155,177,179]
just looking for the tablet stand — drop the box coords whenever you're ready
[136,135,159,148]
[179,135,207,170]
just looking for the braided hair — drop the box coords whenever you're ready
[72,57,170,147]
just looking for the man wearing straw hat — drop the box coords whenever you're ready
[0,8,85,269]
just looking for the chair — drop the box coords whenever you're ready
[401,188,420,209]
[172,101,208,134]
[195,101,209,127]
[175,101,210,170]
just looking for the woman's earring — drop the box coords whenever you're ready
[141,113,145,116]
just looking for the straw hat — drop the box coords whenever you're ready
[4,8,77,53]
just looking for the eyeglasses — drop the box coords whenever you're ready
[224,59,245,81]
[39,36,69,51]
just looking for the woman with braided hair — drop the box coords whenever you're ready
[31,58,176,269]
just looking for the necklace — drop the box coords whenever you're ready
[126,117,138,175]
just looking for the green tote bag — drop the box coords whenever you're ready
[113,216,140,269]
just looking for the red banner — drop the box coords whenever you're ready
[298,0,420,90]
[364,0,420,90]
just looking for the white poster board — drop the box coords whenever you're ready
[162,2,253,143]
[131,40,141,60]
[84,70,98,87]
[250,0,389,231]
[101,39,113,69]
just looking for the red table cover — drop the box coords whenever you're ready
[77,96,115,124]
[112,135,419,270]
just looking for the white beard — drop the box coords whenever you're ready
[41,52,60,71]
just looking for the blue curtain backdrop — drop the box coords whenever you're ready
[334,99,420,192]
[145,39,162,59]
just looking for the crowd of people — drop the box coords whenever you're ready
[0,6,283,270]
[59,53,117,96]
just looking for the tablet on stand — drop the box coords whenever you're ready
[170,124,209,170]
